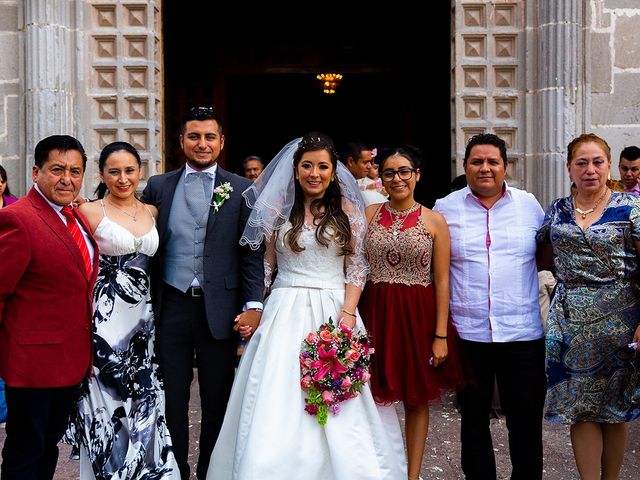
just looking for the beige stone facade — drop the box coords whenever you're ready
[1,0,639,208]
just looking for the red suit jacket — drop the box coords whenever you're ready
[0,188,98,387]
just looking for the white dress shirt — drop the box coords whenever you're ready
[433,183,544,343]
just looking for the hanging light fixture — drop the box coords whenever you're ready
[316,73,343,95]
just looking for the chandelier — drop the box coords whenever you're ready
[316,73,343,95]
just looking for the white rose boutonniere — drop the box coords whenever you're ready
[211,182,234,212]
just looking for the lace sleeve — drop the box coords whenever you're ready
[343,197,369,290]
[264,233,277,289]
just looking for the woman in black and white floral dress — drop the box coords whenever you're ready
[66,142,180,479]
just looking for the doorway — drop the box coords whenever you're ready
[162,5,452,206]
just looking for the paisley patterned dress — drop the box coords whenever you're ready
[538,192,640,424]
[359,203,465,406]
[67,202,180,479]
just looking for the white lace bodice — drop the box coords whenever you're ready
[271,226,345,289]
[94,215,159,257]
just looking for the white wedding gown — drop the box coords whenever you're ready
[207,225,407,479]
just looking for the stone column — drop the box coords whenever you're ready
[23,0,80,167]
[525,0,585,209]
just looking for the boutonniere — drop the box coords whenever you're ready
[211,182,234,212]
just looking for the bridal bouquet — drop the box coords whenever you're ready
[299,317,373,425]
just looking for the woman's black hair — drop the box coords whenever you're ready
[0,164,12,197]
[94,142,142,199]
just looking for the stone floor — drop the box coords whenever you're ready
[1,377,638,479]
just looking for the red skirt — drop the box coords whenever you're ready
[359,281,467,406]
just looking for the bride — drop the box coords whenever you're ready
[207,133,407,479]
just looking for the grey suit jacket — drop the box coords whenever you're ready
[142,165,264,339]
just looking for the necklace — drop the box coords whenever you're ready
[387,202,417,238]
[573,188,608,219]
[107,198,139,222]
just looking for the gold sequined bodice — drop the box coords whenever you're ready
[365,203,433,286]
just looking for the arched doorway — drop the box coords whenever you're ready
[162,5,451,206]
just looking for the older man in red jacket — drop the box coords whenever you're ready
[0,135,98,480]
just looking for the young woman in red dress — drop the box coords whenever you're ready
[359,146,465,480]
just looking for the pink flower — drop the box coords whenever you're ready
[319,329,332,342]
[340,323,353,338]
[346,349,361,362]
[322,390,334,404]
[300,375,312,390]
[310,345,348,381]
[299,317,372,425]
[341,376,352,391]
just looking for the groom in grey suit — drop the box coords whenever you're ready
[142,106,264,479]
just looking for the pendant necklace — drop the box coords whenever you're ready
[107,198,139,222]
[388,202,417,238]
[573,188,608,220]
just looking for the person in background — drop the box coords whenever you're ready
[617,145,640,195]
[359,146,465,480]
[242,155,264,181]
[537,133,640,479]
[0,165,16,429]
[67,141,179,478]
[0,135,98,480]
[0,165,18,209]
[433,133,546,480]
[142,106,264,479]
[341,141,387,206]
[207,132,406,479]
[360,149,387,200]
[450,174,467,192]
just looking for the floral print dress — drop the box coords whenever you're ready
[67,203,180,479]
[538,192,640,424]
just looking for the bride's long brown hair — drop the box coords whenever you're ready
[285,132,353,256]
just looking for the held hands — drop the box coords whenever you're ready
[431,337,448,368]
[234,309,262,340]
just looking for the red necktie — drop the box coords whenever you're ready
[61,205,92,277]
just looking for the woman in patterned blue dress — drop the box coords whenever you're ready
[537,133,640,479]
[68,142,180,479]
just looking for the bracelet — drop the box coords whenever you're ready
[341,308,356,317]
[434,334,447,340]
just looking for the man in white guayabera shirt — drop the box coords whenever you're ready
[433,133,546,480]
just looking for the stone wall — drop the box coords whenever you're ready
[590,0,640,169]
[2,1,639,203]
[0,1,24,196]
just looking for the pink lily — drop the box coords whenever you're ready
[311,345,348,381]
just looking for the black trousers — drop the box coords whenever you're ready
[158,284,238,480]
[1,385,78,480]
[457,338,546,480]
